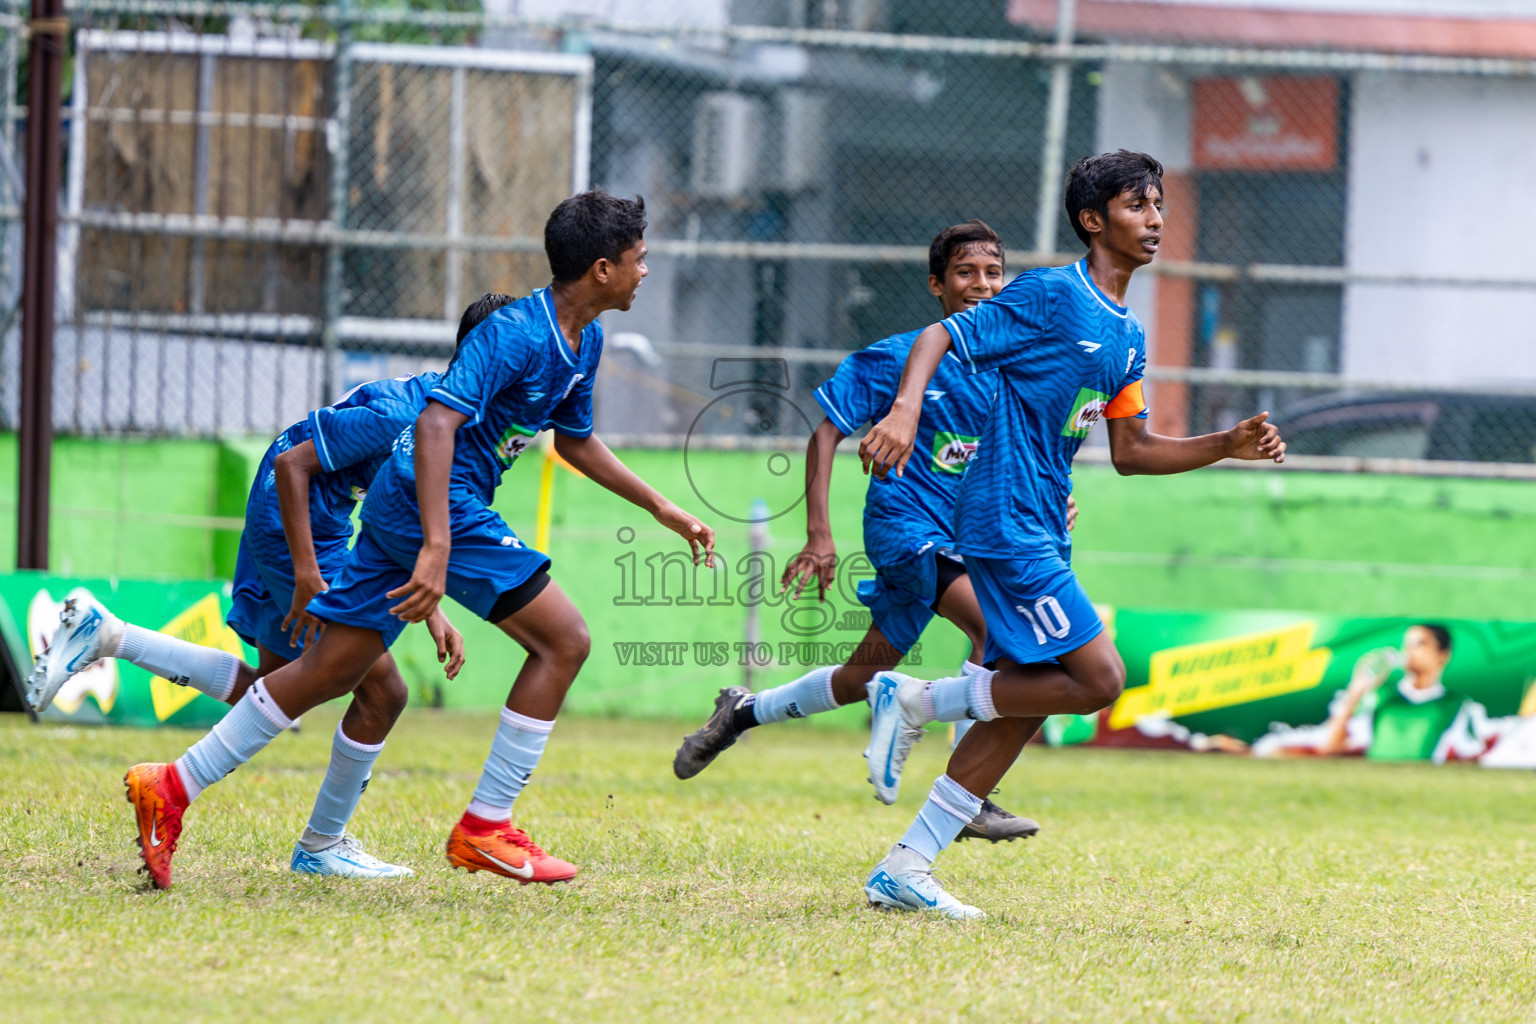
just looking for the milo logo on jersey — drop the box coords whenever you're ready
[931,432,980,474]
[1061,387,1110,439]
[495,424,538,468]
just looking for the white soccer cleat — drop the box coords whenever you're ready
[864,671,927,805]
[290,835,415,879]
[864,845,984,920]
[27,598,123,713]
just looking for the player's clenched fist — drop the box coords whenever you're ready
[1226,411,1287,464]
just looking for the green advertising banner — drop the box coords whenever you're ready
[0,573,250,729]
[1047,608,1536,765]
[7,563,1536,769]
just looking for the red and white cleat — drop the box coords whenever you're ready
[124,762,189,890]
[445,814,578,885]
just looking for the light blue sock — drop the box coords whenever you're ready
[465,707,553,822]
[753,665,839,724]
[922,665,1000,723]
[174,678,291,799]
[897,774,984,863]
[298,724,385,852]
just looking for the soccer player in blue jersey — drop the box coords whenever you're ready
[856,151,1287,918]
[672,220,1054,842]
[31,301,523,879]
[120,191,716,890]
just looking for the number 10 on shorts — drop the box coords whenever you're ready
[1014,596,1071,644]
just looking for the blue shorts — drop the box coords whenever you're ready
[309,510,550,648]
[856,546,963,656]
[966,553,1103,666]
[226,532,351,658]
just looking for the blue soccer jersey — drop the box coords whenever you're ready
[814,330,996,568]
[943,258,1148,561]
[233,372,439,654]
[361,287,601,537]
[242,373,441,564]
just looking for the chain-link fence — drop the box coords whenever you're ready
[5,0,1536,466]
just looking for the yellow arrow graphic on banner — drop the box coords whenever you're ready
[1110,620,1333,730]
[149,593,247,722]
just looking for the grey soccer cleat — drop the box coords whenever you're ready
[956,798,1040,843]
[674,685,753,780]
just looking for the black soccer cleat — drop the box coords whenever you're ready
[673,685,753,780]
[955,798,1040,842]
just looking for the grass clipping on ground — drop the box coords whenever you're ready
[4,708,1535,1023]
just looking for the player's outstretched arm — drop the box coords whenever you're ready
[858,323,951,478]
[273,439,329,647]
[554,433,715,568]
[1106,411,1286,476]
[389,401,469,623]
[781,417,845,601]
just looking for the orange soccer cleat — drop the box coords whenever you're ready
[445,814,578,885]
[124,762,190,889]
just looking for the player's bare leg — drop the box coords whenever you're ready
[446,580,586,884]
[988,633,1126,717]
[260,625,390,718]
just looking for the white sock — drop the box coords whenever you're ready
[174,678,292,802]
[923,666,999,723]
[117,624,242,702]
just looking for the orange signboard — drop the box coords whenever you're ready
[1192,76,1339,171]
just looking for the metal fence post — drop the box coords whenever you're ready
[1032,0,1077,258]
[319,0,356,403]
[0,0,20,334]
[17,0,66,570]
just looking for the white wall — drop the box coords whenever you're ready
[1341,71,1536,383]
[1095,61,1195,365]
[483,0,730,30]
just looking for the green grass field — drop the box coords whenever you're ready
[5,708,1536,1023]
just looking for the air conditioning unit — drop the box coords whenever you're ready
[691,92,763,199]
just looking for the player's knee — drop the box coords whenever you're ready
[357,663,410,723]
[1081,658,1126,711]
[527,620,589,676]
[559,621,592,672]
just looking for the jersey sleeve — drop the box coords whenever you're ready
[813,345,897,435]
[1105,338,1149,420]
[307,398,419,473]
[428,319,533,426]
[940,273,1052,375]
